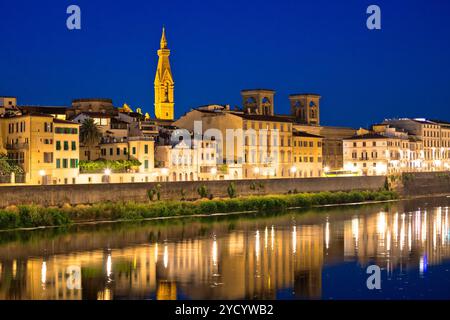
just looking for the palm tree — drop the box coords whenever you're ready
[80,118,102,160]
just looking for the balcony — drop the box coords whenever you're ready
[200,165,216,173]
[128,136,154,141]
[6,142,29,150]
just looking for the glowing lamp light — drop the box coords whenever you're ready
[104,168,112,176]
[290,166,297,174]
[324,166,330,173]
[210,167,217,175]
[344,163,354,171]
[253,167,260,174]
[38,170,46,177]
[161,168,169,176]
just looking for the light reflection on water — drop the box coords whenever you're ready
[0,197,449,300]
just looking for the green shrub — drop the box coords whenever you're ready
[79,159,141,173]
[198,200,218,214]
[197,185,209,198]
[0,190,398,230]
[147,189,156,201]
[227,182,237,198]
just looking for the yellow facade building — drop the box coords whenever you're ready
[292,131,323,178]
[0,114,80,184]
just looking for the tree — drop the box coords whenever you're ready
[80,118,102,160]
[227,182,237,198]
[0,153,24,175]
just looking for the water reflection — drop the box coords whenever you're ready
[0,198,449,300]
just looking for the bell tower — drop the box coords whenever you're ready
[154,27,174,120]
[241,89,275,115]
[289,94,321,125]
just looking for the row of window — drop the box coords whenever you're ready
[56,141,77,151]
[244,168,321,178]
[351,141,379,147]
[243,122,292,132]
[294,156,322,163]
[350,151,401,160]
[7,152,24,164]
[294,140,321,148]
[424,130,440,137]
[56,158,79,169]
[100,145,150,157]
[7,121,26,134]
[244,135,291,147]
[424,140,443,148]
[352,151,379,159]
[44,122,53,133]
[55,127,78,134]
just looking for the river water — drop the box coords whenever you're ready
[0,196,449,300]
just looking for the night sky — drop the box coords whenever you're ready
[1,0,450,127]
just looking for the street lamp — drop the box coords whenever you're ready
[104,168,111,176]
[253,167,260,179]
[38,170,46,185]
[210,167,217,176]
[290,166,297,177]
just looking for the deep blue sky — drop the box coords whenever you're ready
[1,0,450,127]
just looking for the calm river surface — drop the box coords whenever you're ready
[0,196,449,300]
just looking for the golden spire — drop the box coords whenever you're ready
[160,26,168,49]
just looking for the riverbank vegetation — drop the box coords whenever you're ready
[79,159,142,173]
[0,190,397,231]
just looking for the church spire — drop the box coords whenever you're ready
[154,26,174,120]
[160,26,168,49]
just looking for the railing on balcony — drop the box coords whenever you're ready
[218,164,228,174]
[14,174,26,183]
[79,168,131,174]
[6,142,29,150]
[200,165,215,173]
[0,174,11,184]
[128,136,154,141]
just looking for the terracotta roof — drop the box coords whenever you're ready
[71,112,114,119]
[345,133,387,140]
[289,93,321,97]
[429,119,450,127]
[72,98,112,103]
[231,113,294,123]
[53,118,79,125]
[19,106,68,115]
[293,131,323,138]
[241,89,275,92]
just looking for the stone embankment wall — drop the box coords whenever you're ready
[0,176,386,207]
[1,172,449,208]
